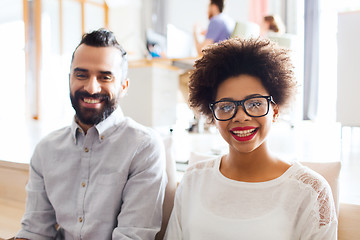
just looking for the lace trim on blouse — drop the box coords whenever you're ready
[294,167,336,227]
[187,158,217,172]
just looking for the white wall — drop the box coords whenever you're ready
[167,0,250,33]
[108,2,147,60]
[0,0,22,24]
[336,11,360,127]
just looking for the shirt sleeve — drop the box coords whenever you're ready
[112,132,167,240]
[205,18,223,42]
[16,148,58,240]
[164,182,183,240]
[301,181,338,240]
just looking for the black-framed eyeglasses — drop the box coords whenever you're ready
[209,96,276,121]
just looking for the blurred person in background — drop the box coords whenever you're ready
[193,0,235,56]
[260,15,286,36]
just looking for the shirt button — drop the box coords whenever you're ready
[84,147,89,152]
[79,217,83,223]
[81,182,86,187]
[101,135,104,140]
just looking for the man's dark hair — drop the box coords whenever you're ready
[189,38,297,123]
[210,0,224,12]
[71,28,128,82]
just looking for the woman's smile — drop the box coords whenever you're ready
[230,126,259,142]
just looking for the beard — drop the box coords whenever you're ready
[70,90,117,126]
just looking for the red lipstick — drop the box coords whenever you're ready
[230,126,258,142]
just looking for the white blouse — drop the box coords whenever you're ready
[165,157,337,240]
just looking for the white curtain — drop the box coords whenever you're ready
[303,0,320,120]
[152,0,168,36]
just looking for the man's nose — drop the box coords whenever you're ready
[84,76,101,94]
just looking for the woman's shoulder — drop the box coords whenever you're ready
[289,162,337,227]
[186,157,219,172]
[289,162,332,196]
[177,157,219,193]
[184,155,220,178]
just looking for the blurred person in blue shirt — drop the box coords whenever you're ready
[193,0,235,55]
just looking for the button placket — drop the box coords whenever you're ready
[78,127,97,237]
[78,135,92,236]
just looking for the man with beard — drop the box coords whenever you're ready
[193,0,235,56]
[16,29,167,240]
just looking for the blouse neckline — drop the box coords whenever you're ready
[214,156,298,188]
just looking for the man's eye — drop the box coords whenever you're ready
[75,74,87,79]
[100,75,113,81]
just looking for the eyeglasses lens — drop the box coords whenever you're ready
[213,97,269,120]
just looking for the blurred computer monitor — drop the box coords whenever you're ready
[146,28,167,58]
[167,24,196,59]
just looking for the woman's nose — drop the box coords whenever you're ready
[232,105,251,122]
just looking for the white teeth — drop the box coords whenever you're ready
[232,129,256,137]
[83,98,100,104]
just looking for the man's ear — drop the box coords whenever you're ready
[272,104,279,123]
[119,78,129,98]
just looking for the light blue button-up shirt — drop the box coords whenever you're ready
[17,108,167,240]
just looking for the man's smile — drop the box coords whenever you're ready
[83,97,102,104]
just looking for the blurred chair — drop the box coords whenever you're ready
[155,134,177,240]
[231,21,260,39]
[267,33,297,49]
[338,202,360,240]
[0,160,28,240]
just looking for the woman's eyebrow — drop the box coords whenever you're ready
[217,94,264,101]
[244,94,263,98]
[217,97,234,101]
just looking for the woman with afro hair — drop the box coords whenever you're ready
[165,38,337,240]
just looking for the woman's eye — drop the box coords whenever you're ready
[247,101,262,109]
[253,102,262,107]
[220,104,234,112]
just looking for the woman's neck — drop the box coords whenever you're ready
[220,143,289,182]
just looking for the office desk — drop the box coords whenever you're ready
[120,59,181,128]
[172,58,196,70]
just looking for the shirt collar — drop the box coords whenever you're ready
[95,107,124,135]
[71,107,125,144]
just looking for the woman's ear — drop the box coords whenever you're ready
[272,105,279,123]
